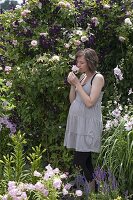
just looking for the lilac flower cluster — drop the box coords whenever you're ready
[2,165,83,199]
[105,103,133,131]
[93,167,118,193]
[0,116,16,135]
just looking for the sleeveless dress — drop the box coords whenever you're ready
[64,74,103,153]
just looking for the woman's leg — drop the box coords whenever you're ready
[73,151,94,182]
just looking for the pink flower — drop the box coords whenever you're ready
[75,189,82,196]
[31,40,38,47]
[21,192,27,199]
[2,194,8,200]
[112,108,121,118]
[21,9,31,17]
[114,66,123,80]
[53,178,62,189]
[35,182,45,191]
[65,2,71,8]
[124,120,133,131]
[72,65,79,74]
[5,66,12,74]
[42,189,49,197]
[74,40,81,46]
[64,183,72,190]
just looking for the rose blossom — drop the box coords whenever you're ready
[31,40,38,47]
[75,189,82,196]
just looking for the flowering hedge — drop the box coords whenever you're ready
[0,0,133,195]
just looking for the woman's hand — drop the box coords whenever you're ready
[67,72,80,86]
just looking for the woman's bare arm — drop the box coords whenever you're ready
[75,74,104,107]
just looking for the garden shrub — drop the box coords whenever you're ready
[0,0,133,194]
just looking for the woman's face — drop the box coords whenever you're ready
[76,55,89,73]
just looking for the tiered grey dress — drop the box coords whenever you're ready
[64,75,103,153]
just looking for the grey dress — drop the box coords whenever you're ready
[64,74,103,153]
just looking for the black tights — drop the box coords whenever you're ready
[73,151,94,182]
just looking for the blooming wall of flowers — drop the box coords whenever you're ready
[0,0,133,193]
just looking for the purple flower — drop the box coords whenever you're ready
[114,66,123,80]
[53,178,62,189]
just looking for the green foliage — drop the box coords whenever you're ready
[0,132,46,194]
[0,0,133,196]
[98,111,133,193]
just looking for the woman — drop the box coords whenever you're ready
[64,48,104,191]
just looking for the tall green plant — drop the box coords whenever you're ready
[98,119,133,193]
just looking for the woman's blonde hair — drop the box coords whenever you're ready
[75,48,99,73]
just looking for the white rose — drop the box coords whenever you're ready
[124,18,132,25]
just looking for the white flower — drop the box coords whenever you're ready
[45,164,53,171]
[38,2,42,9]
[75,189,83,196]
[31,40,38,47]
[103,4,110,9]
[2,194,8,200]
[71,65,79,73]
[6,81,12,87]
[40,32,48,36]
[62,188,68,195]
[81,35,88,42]
[114,66,123,80]
[53,168,60,174]
[119,36,125,42]
[60,173,67,179]
[51,55,60,62]
[12,40,18,46]
[124,18,132,25]
[58,1,66,7]
[33,170,42,177]
[128,88,133,95]
[15,5,21,9]
[91,17,99,26]
[76,30,83,36]
[64,43,70,48]
[69,54,75,59]
[105,120,113,130]
[65,2,71,8]
[112,119,119,127]
[124,121,133,131]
